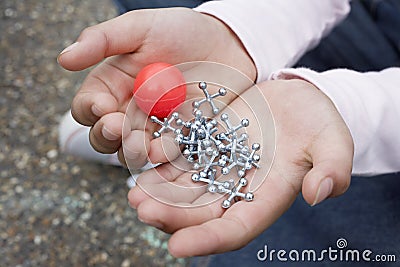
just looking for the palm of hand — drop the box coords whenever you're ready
[128,79,353,257]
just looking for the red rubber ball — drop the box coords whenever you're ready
[133,62,186,118]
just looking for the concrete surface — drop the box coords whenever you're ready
[0,1,187,266]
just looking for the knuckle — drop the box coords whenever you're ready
[80,25,100,39]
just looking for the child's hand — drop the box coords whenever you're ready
[57,8,256,167]
[128,79,354,257]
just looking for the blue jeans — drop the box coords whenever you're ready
[112,0,209,13]
[296,0,400,71]
[113,1,400,266]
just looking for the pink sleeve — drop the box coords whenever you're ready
[271,67,400,175]
[194,0,350,82]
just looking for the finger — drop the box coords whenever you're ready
[132,161,275,243]
[120,129,151,170]
[128,157,205,209]
[71,91,119,127]
[58,9,154,71]
[89,112,125,154]
[127,162,186,209]
[302,122,354,206]
[148,134,182,164]
[71,57,137,126]
[136,195,224,234]
[167,167,299,258]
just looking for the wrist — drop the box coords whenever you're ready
[199,12,257,82]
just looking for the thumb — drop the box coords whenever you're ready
[302,123,354,206]
[57,9,155,71]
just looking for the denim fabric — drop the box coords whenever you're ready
[112,0,208,14]
[373,0,400,53]
[296,0,400,71]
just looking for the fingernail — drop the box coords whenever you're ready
[59,42,79,56]
[91,105,103,117]
[312,177,333,206]
[138,217,164,229]
[102,126,120,141]
[127,200,137,209]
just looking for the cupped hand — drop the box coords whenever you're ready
[57,8,256,169]
[127,79,354,257]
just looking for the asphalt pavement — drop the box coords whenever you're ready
[0,1,186,266]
